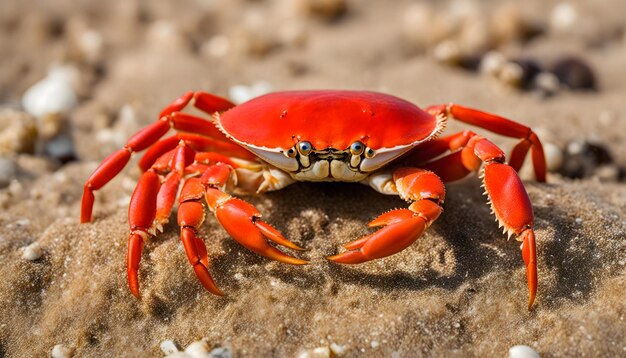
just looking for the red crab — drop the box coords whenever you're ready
[81,90,545,310]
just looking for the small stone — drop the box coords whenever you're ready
[0,158,17,189]
[551,57,597,91]
[480,51,507,77]
[402,4,447,51]
[229,81,273,105]
[544,142,564,172]
[296,0,348,21]
[550,2,578,33]
[184,339,211,358]
[22,65,79,119]
[370,340,380,349]
[146,21,190,52]
[77,30,104,64]
[22,242,43,261]
[44,135,77,164]
[498,62,525,88]
[201,35,231,58]
[329,343,346,356]
[51,344,74,358]
[297,346,331,358]
[209,346,233,358]
[160,340,180,355]
[561,139,614,179]
[510,58,543,89]
[534,72,561,96]
[433,40,461,65]
[0,109,38,155]
[508,345,540,358]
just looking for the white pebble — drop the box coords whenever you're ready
[508,345,540,358]
[370,340,380,349]
[228,81,273,104]
[297,346,331,358]
[160,340,180,355]
[480,51,506,77]
[78,30,104,63]
[534,72,561,95]
[498,62,524,87]
[209,346,232,358]
[544,142,563,172]
[202,35,231,58]
[550,3,578,33]
[433,40,461,64]
[22,66,79,118]
[0,158,17,188]
[22,242,43,261]
[51,344,74,358]
[185,340,211,358]
[329,343,346,356]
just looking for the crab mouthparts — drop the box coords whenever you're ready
[313,149,349,160]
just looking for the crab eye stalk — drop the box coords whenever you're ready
[297,141,313,156]
[364,147,376,158]
[349,141,365,155]
[285,147,298,158]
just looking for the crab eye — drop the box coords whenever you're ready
[285,147,298,158]
[297,141,313,156]
[364,147,376,158]
[349,141,364,155]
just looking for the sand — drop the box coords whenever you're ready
[0,0,625,357]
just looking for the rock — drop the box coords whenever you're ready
[160,340,180,355]
[184,339,210,358]
[479,51,507,77]
[508,345,541,358]
[51,344,74,358]
[297,346,331,358]
[22,242,43,261]
[229,81,273,104]
[560,139,614,179]
[550,2,578,34]
[0,158,17,189]
[296,0,348,21]
[551,57,597,91]
[22,65,79,119]
[0,109,38,156]
[44,135,77,164]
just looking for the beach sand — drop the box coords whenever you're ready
[0,0,624,356]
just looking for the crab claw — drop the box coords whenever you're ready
[483,162,537,310]
[328,209,427,264]
[207,190,307,265]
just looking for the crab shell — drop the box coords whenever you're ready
[215,90,445,178]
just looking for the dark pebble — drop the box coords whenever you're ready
[560,139,614,179]
[551,57,597,90]
[511,58,543,89]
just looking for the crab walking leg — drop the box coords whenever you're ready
[81,92,235,223]
[426,135,537,310]
[138,133,257,172]
[127,143,196,299]
[426,104,547,182]
[329,168,444,264]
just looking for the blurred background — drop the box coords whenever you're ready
[0,0,624,176]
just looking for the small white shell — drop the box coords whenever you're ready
[22,242,42,261]
[508,345,541,358]
[51,344,74,358]
[22,66,78,118]
[160,340,180,355]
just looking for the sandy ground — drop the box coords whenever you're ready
[0,0,625,357]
